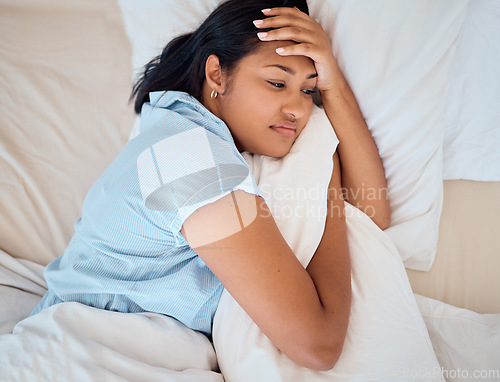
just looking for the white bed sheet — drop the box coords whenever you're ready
[0,250,223,382]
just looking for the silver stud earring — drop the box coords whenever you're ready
[210,89,218,99]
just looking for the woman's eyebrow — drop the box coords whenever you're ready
[264,64,318,79]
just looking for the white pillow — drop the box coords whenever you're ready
[441,0,500,181]
[118,0,222,82]
[214,202,443,381]
[308,0,469,270]
[117,0,468,270]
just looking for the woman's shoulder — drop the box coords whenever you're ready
[131,90,250,174]
[139,90,228,139]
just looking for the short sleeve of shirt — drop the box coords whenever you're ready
[136,93,262,246]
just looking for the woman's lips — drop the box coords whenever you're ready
[270,122,297,137]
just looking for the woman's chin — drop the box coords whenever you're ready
[243,139,295,158]
[257,146,292,158]
[270,149,291,158]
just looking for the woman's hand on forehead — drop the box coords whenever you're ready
[253,7,338,92]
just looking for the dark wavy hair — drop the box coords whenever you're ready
[131,0,309,114]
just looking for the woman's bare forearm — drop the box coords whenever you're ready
[306,152,351,365]
[320,63,391,229]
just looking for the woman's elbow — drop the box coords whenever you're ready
[348,199,391,230]
[370,200,391,230]
[374,212,391,230]
[289,328,346,371]
[301,340,344,371]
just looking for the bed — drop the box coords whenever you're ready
[1,0,499,381]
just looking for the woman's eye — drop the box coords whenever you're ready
[302,89,317,96]
[268,81,285,89]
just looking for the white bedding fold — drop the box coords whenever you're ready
[0,250,47,334]
[0,249,46,295]
[0,302,223,382]
[0,251,223,381]
[415,294,500,381]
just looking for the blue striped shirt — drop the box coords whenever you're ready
[32,91,261,335]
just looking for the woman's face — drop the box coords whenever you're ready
[214,41,317,157]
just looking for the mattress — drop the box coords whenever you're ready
[408,180,500,313]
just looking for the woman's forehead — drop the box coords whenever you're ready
[241,41,317,76]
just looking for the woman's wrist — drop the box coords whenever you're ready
[315,56,347,92]
[318,64,352,102]
[319,79,365,140]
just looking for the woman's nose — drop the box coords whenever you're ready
[281,91,305,120]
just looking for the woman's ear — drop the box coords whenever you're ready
[205,54,225,94]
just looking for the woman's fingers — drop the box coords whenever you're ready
[254,7,329,52]
[254,8,319,41]
[254,8,312,29]
[273,42,316,57]
[255,7,338,92]
[256,25,316,44]
[261,7,309,19]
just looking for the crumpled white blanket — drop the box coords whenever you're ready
[0,256,222,382]
[0,300,223,382]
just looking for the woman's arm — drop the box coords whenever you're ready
[256,7,391,229]
[181,165,350,370]
[320,67,391,229]
[305,151,351,361]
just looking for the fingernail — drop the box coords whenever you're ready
[276,48,285,54]
[257,32,268,40]
[253,20,263,27]
[261,8,271,14]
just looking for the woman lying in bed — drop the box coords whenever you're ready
[31,0,389,371]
